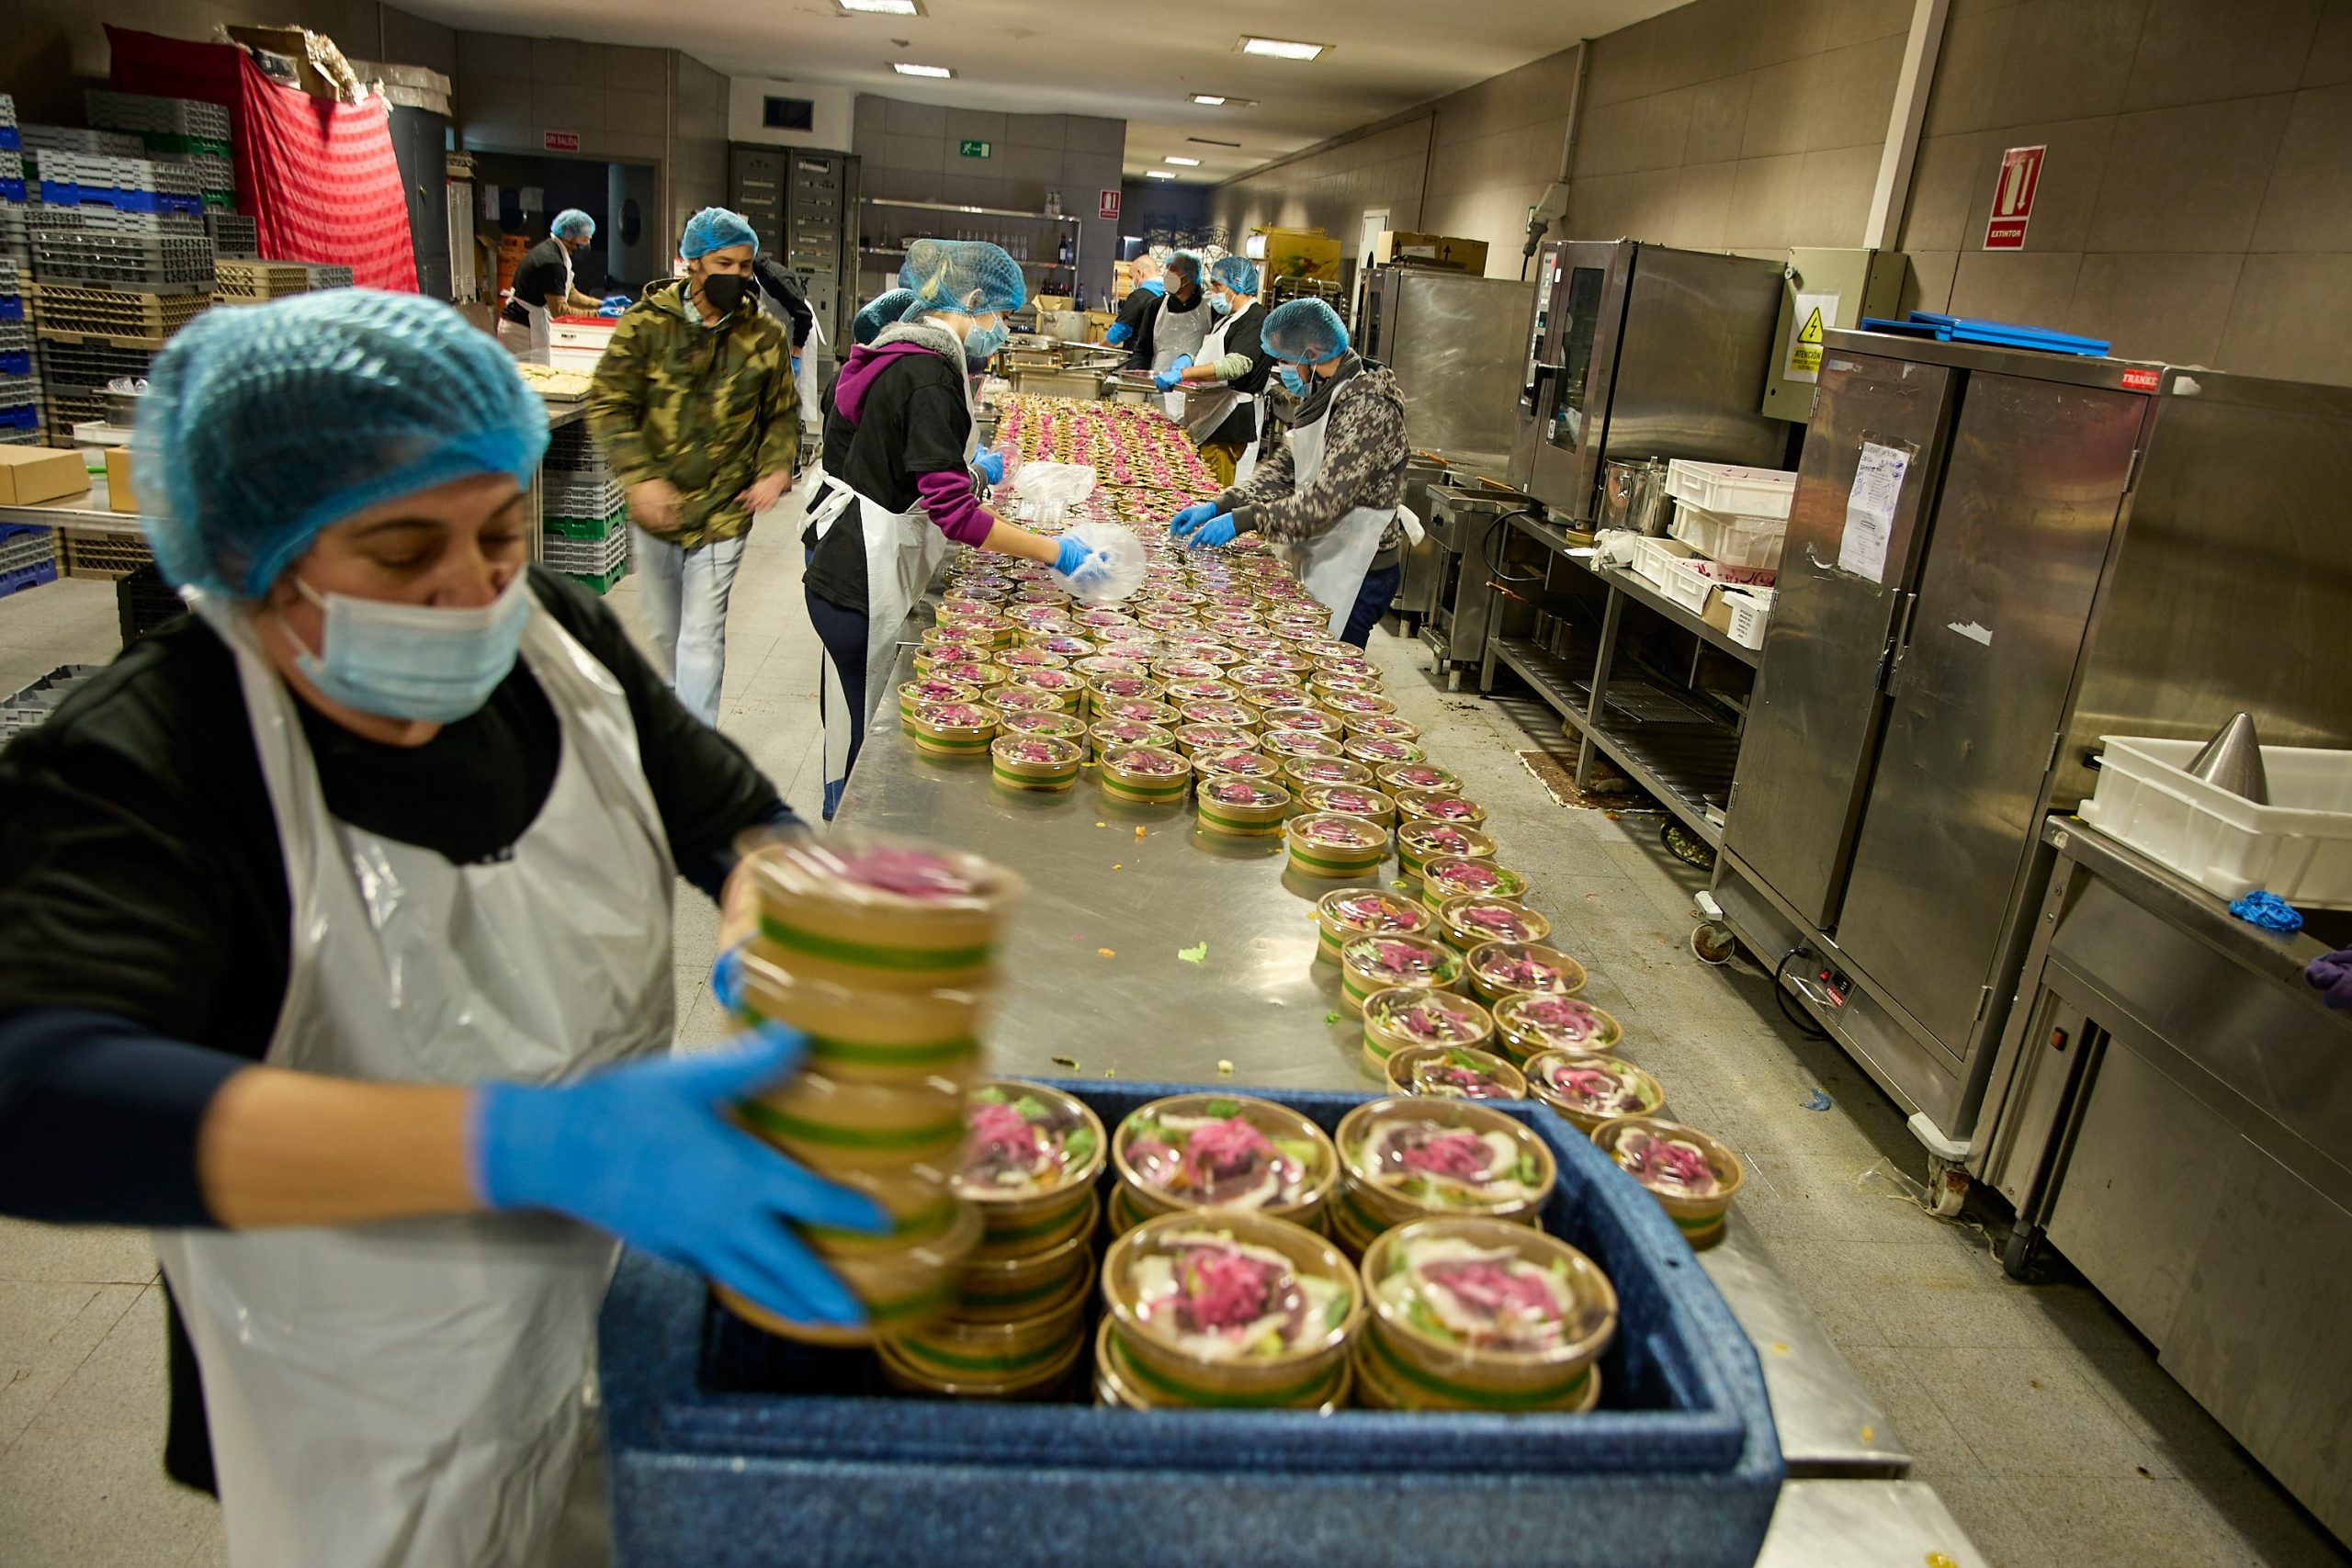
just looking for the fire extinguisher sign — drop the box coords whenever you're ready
[1983,145,2046,250]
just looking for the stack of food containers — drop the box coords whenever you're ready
[716,832,1022,1348]
[1329,1098,1555,1258]
[1107,1091,1338,1237]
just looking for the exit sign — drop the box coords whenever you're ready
[543,130,580,152]
[958,139,992,159]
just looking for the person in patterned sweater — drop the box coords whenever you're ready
[587,207,798,725]
[1170,299,1409,647]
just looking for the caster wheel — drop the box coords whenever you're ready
[1927,1161,1970,1219]
[1691,921,1736,965]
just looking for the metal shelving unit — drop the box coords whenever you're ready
[856,197,1081,292]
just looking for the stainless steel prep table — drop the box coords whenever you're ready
[835,645,1913,1479]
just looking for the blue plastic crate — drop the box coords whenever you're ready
[0,179,22,204]
[0,129,19,152]
[0,299,20,323]
[602,1078,1783,1568]
[0,351,26,376]
[0,557,58,599]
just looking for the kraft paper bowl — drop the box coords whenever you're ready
[1463,940,1587,1004]
[1589,1116,1743,1249]
[1339,933,1463,1015]
[1383,1043,1529,1102]
[1356,1216,1617,1411]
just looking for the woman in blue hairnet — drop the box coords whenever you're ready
[0,292,883,1567]
[1157,254,1272,487]
[1169,298,1417,648]
[497,207,603,365]
[802,241,1094,818]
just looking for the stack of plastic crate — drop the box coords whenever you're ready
[29,209,213,294]
[300,263,355,291]
[212,257,310,306]
[541,423,631,592]
[0,94,19,152]
[206,212,259,259]
[85,92,236,211]
[0,259,36,444]
[0,524,59,599]
[33,336,154,436]
[0,665,104,744]
[29,148,204,217]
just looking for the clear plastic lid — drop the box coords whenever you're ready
[1346,737,1427,764]
[1317,887,1428,935]
[1287,811,1386,850]
[1380,763,1462,795]
[914,700,993,729]
[1425,857,1527,903]
[1284,757,1375,788]
[738,827,1021,913]
[1467,942,1587,998]
[1201,776,1291,810]
[1363,1217,1617,1363]
[955,1079,1106,1202]
[992,735,1080,768]
[1340,934,1460,987]
[1114,1093,1336,1213]
[1102,743,1188,777]
[1525,1052,1663,1120]
[1363,987,1493,1047]
[1263,729,1345,759]
[1496,993,1618,1049]
[1442,896,1551,945]
[999,710,1087,739]
[899,677,979,706]
[1197,749,1282,779]
[1302,784,1395,820]
[1340,1098,1554,1214]
[1392,1044,1526,1101]
[1103,1213,1359,1365]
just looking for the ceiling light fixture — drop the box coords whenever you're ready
[1239,36,1329,61]
[837,0,921,15]
[892,62,954,78]
[1164,155,1201,166]
[1188,137,1240,148]
[1191,94,1227,106]
[1146,169,1177,180]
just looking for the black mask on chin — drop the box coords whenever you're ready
[699,272,752,315]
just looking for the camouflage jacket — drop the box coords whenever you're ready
[587,278,799,549]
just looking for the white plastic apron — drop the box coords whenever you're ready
[1281,383,1400,637]
[1183,307,1263,485]
[152,597,677,1568]
[1150,292,1213,421]
[810,476,949,807]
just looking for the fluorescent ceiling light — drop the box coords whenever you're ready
[837,0,921,14]
[1239,36,1329,61]
[1191,94,1227,106]
[1164,155,1201,166]
[892,62,953,78]
[1146,170,1177,180]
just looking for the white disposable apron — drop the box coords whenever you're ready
[1150,291,1213,421]
[1281,381,1404,637]
[1182,306,1263,486]
[795,313,826,435]
[810,475,950,808]
[152,596,676,1568]
[497,246,572,367]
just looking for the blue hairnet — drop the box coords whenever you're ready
[681,207,759,260]
[900,238,1025,320]
[1262,299,1350,364]
[550,209,595,241]
[1163,251,1202,288]
[1209,255,1260,296]
[139,291,549,599]
[854,288,917,344]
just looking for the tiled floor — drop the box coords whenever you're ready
[2,503,2346,1567]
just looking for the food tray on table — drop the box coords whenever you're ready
[602,1077,1781,1568]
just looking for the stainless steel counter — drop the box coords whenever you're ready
[1752,1481,1990,1568]
[837,646,1912,1478]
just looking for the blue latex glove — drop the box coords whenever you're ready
[1053,536,1094,577]
[597,300,627,319]
[1152,355,1194,393]
[601,294,630,310]
[1170,501,1219,538]
[975,449,1006,485]
[1186,515,1238,550]
[469,1010,886,1327]
[2310,947,2352,1009]
[791,355,801,374]
[2230,889,2302,932]
[1103,322,1133,347]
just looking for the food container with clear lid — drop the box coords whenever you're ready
[1085,673,1166,715]
[905,698,1000,759]
[1298,781,1397,830]
[1395,789,1487,831]
[1379,761,1463,795]
[997,708,1088,745]
[1345,735,1429,768]
[1160,678,1232,706]
[1437,895,1551,953]
[1419,855,1529,912]
[1096,743,1193,806]
[1088,718,1177,761]
[922,658,1009,692]
[1464,941,1588,1004]
[1525,1052,1667,1134]
[990,734,1084,793]
[1354,1216,1616,1411]
[1339,933,1461,1015]
[1194,775,1295,838]
[1283,810,1389,878]
[1182,698,1260,731]
[955,1079,1107,1258]
[715,1199,982,1348]
[995,647,1070,673]
[1010,667,1088,714]
[738,829,1022,993]
[1172,722,1252,759]
[1333,1097,1555,1253]
[1261,728,1347,761]
[898,676,979,721]
[1283,755,1375,790]
[1361,987,1495,1077]
[987,685,1069,721]
[1346,715,1421,744]
[1590,1117,1743,1248]
[1396,819,1496,881]
[876,1270,1091,1398]
[1314,887,1430,964]
[1493,994,1623,1061]
[725,943,986,1086]
[1074,652,1154,682]
[1384,1043,1529,1102]
[1110,1092,1339,1235]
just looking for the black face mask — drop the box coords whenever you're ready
[699,272,752,315]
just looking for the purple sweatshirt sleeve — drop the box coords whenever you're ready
[916,468,995,547]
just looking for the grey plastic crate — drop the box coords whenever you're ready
[603,1078,1784,1568]
[85,90,232,144]
[19,127,145,157]
[205,213,259,259]
[29,231,216,294]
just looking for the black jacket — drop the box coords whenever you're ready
[1127,285,1209,371]
[1204,300,1272,447]
[803,342,976,613]
[753,257,817,349]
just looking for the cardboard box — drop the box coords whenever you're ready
[1373,231,1489,274]
[0,446,89,507]
[104,449,139,513]
[1257,228,1342,283]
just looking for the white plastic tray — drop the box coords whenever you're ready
[1671,500,1786,570]
[2080,737,2352,908]
[1665,459,1797,522]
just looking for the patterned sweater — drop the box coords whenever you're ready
[1216,356,1408,569]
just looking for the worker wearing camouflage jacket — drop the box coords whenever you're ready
[587,206,797,725]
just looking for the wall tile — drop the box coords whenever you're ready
[944,108,1007,149]
[532,84,598,138]
[2065,252,2243,364]
[2217,252,2352,382]
[1745,33,1905,157]
[2307,0,2352,84]
[1724,152,1806,247]
[2250,84,2352,250]
[604,46,665,92]
[1669,158,1739,249]
[1832,0,1921,40]
[1790,141,1883,246]
[379,7,457,74]
[2123,0,2325,110]
[996,142,1061,188]
[1948,246,2085,321]
[1583,11,1673,107]
[1575,89,1695,177]
[885,98,947,138]
[1683,71,1755,164]
[606,89,666,141]
[874,132,945,176]
[2086,94,2293,252]
[1901,248,1960,314]
[1660,0,1776,91]
[1900,130,1992,251]
[1004,113,1068,151]
[1991,0,2150,127]
[1921,4,2019,133]
[1952,115,2117,254]
[459,30,530,78]
[1565,167,1685,244]
[531,37,599,85]
[854,94,888,148]
[1752,0,1841,67]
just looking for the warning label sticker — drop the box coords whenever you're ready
[1785,289,1839,384]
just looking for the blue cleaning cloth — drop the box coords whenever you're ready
[2229,890,2303,933]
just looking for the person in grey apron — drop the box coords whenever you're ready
[1131,251,1214,421]
[803,241,1098,818]
[0,291,882,1568]
[1161,254,1272,488]
[497,210,601,366]
[1169,298,1422,648]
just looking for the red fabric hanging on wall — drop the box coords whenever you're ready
[107,27,418,292]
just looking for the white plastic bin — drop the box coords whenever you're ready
[1664,460,1798,522]
[2079,737,2352,908]
[1670,501,1786,570]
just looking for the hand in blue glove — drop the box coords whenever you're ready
[791,355,801,375]
[1170,501,1219,538]
[1186,515,1238,550]
[975,449,1006,485]
[1053,536,1095,577]
[1104,322,1132,348]
[602,294,630,309]
[469,1000,886,1327]
[1153,355,1193,394]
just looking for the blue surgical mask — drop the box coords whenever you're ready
[965,321,1010,363]
[1279,365,1307,397]
[290,570,532,723]
[1209,292,1233,317]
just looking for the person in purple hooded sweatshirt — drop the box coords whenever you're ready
[800,241,1092,818]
